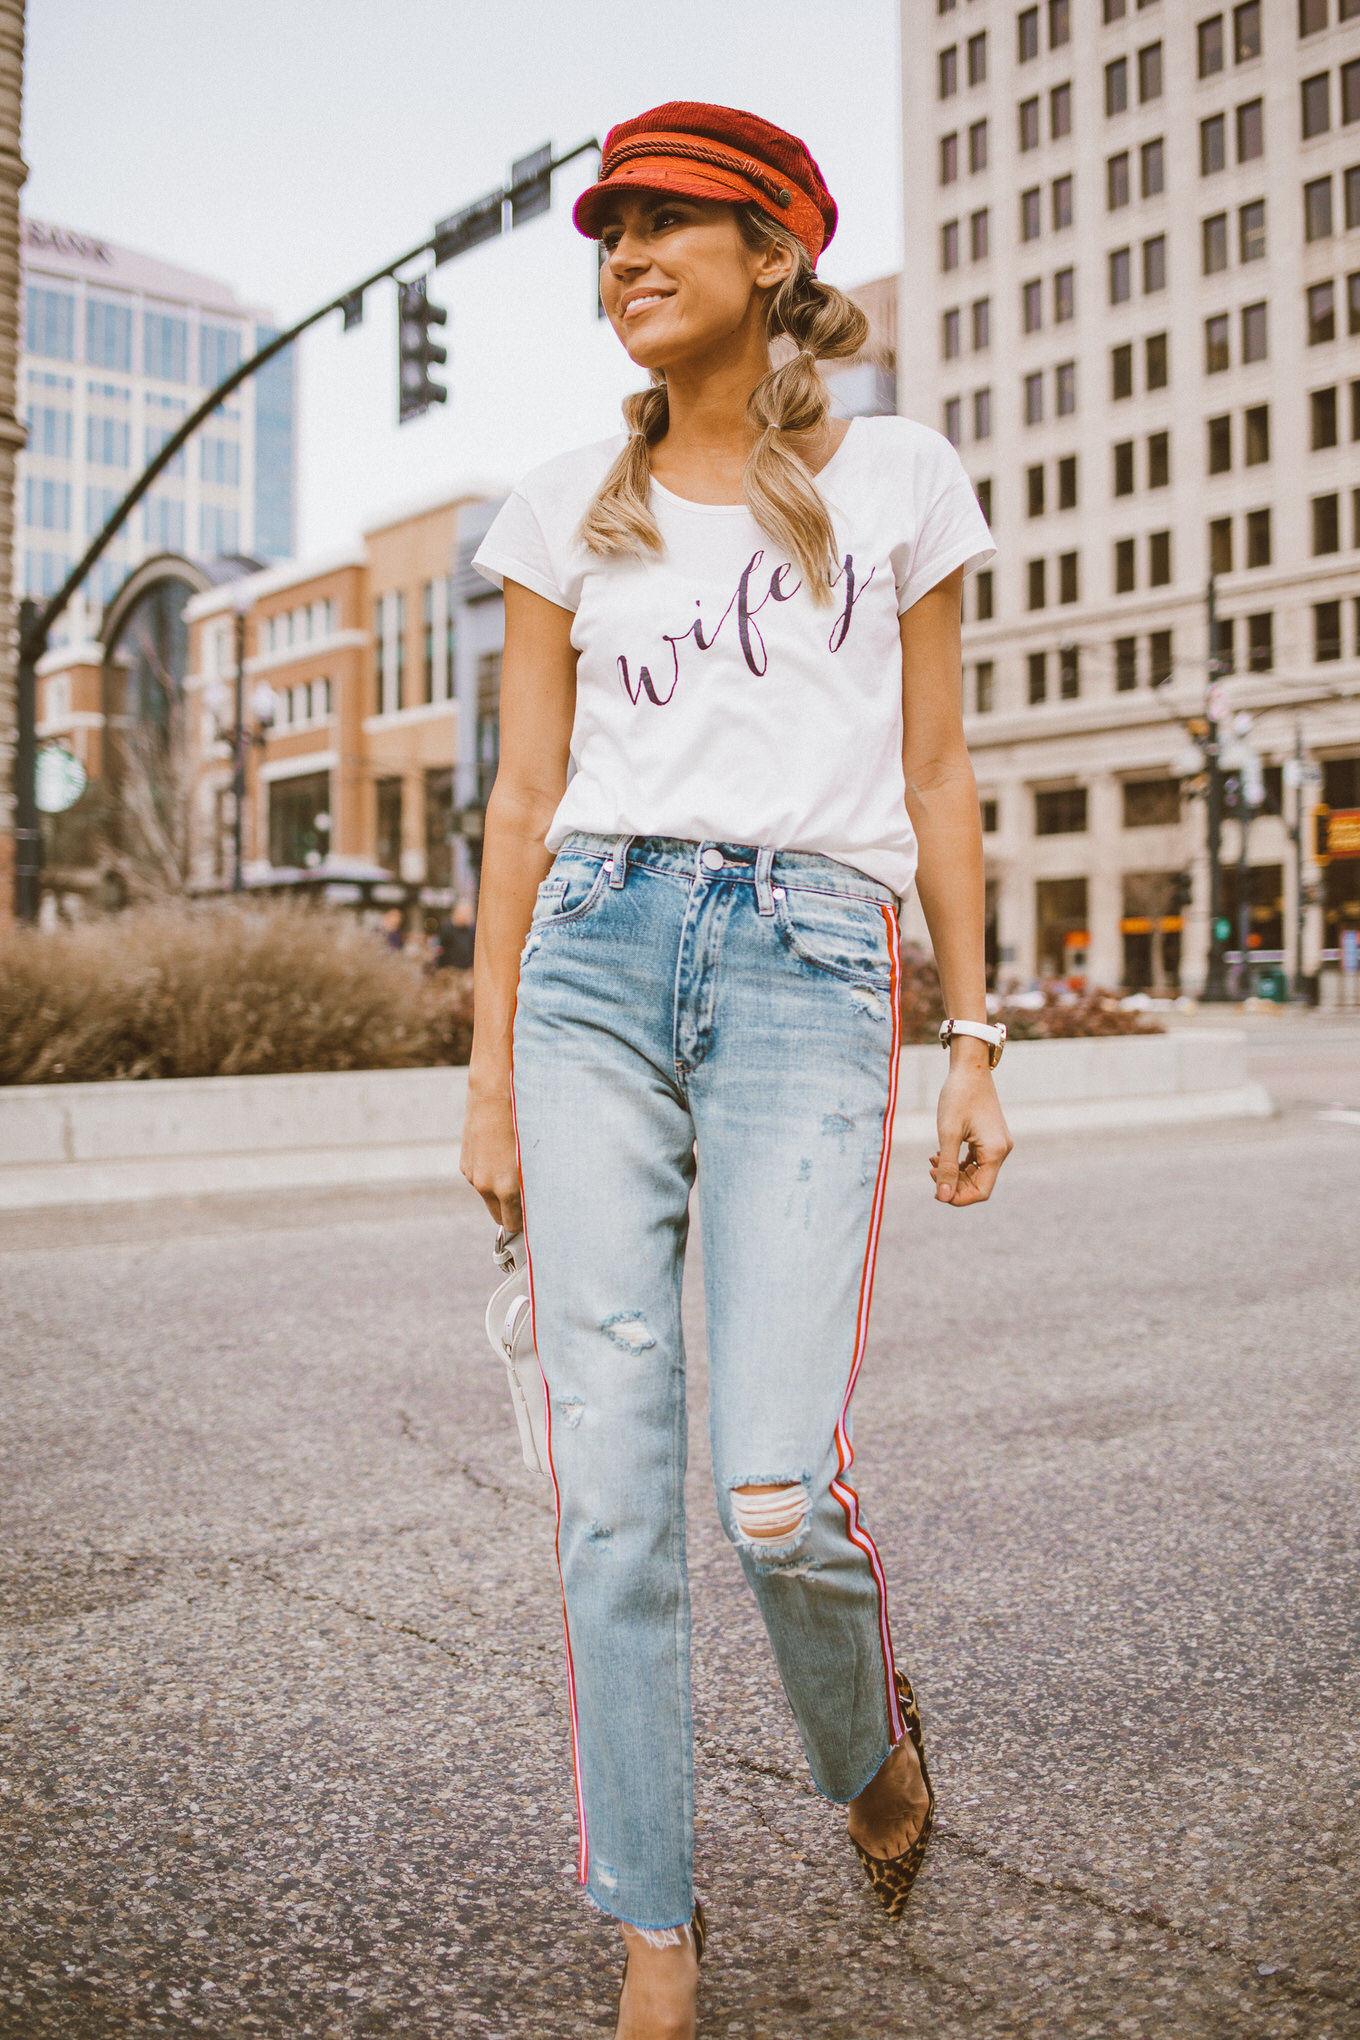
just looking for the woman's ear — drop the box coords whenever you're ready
[752,239,798,293]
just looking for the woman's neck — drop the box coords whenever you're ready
[649,340,771,502]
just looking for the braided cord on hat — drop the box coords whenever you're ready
[601,133,797,212]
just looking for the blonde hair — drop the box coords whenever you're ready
[578,205,869,606]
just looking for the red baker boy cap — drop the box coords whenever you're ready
[573,101,837,266]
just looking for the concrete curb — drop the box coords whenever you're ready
[0,1032,1269,1211]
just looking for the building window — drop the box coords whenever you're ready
[1035,787,1088,834]
[1139,42,1163,102]
[1108,151,1131,209]
[1106,58,1129,116]
[1304,177,1333,241]
[1028,651,1049,703]
[1237,199,1265,263]
[972,297,991,349]
[1050,0,1072,46]
[1115,536,1137,591]
[143,311,188,383]
[942,220,960,270]
[1058,455,1078,508]
[199,435,239,486]
[1059,553,1079,604]
[1149,531,1172,585]
[1208,413,1233,472]
[86,415,130,467]
[1244,404,1270,463]
[25,286,75,360]
[1116,636,1138,689]
[1312,493,1341,553]
[1146,332,1169,388]
[1203,214,1229,273]
[1311,386,1339,448]
[981,796,998,832]
[976,478,993,523]
[1148,430,1170,486]
[198,504,237,557]
[976,568,995,619]
[200,322,243,389]
[1020,97,1041,151]
[1053,175,1074,229]
[1112,342,1134,399]
[1315,600,1343,662]
[1353,378,1360,438]
[1054,268,1075,322]
[1056,361,1077,414]
[373,596,386,708]
[1025,370,1045,423]
[1110,247,1133,302]
[943,307,962,358]
[940,133,959,184]
[1051,83,1072,139]
[1237,98,1264,160]
[1114,440,1135,495]
[1247,611,1273,669]
[23,477,70,531]
[1141,138,1165,197]
[939,45,958,97]
[1202,113,1227,176]
[970,120,989,173]
[1235,0,1262,57]
[86,296,132,373]
[1059,644,1080,697]
[968,31,987,85]
[1199,15,1225,76]
[973,387,992,438]
[1028,463,1047,516]
[1123,777,1180,826]
[1308,281,1336,344]
[1302,72,1331,139]
[976,663,995,714]
[1019,6,1040,60]
[971,209,990,261]
[1106,0,1127,19]
[1210,516,1235,572]
[1143,236,1167,292]
[1351,273,1360,335]
[1021,187,1042,240]
[1344,57,1360,125]
[945,396,962,445]
[1299,0,1327,34]
[1348,167,1360,230]
[422,580,436,702]
[1028,558,1048,609]
[1245,507,1272,565]
[1023,279,1043,332]
[1242,300,1268,360]
[1206,313,1230,371]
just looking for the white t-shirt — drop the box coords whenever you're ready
[472,413,994,900]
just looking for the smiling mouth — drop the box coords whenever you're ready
[622,293,673,319]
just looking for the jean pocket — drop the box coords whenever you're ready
[533,855,610,927]
[774,886,895,986]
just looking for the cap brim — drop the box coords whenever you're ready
[573,158,762,239]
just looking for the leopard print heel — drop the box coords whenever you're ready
[850,1670,935,1920]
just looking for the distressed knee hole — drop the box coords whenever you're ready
[731,1480,810,1544]
[601,1312,655,1354]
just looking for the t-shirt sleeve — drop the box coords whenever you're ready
[891,436,996,615]
[472,489,574,611]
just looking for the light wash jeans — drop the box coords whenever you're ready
[512,833,908,1929]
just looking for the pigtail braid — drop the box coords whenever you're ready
[578,378,669,560]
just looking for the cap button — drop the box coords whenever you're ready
[775,189,792,208]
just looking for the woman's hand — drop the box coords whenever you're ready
[929,1051,1013,1206]
[460,1077,523,1235]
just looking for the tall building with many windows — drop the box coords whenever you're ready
[17,219,296,647]
[900,0,1360,995]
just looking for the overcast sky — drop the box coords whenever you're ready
[24,0,901,559]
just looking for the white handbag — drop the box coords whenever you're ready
[484,1230,550,1477]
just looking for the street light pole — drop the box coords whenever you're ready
[14,598,39,925]
[1202,575,1231,1001]
[232,605,247,893]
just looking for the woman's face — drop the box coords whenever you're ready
[597,193,794,373]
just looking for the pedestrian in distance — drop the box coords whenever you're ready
[461,100,1012,2040]
[435,896,476,971]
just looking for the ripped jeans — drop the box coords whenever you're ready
[512,833,907,1930]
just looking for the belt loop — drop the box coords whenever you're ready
[755,845,776,916]
[609,833,633,888]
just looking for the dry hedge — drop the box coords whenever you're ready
[897,944,1160,1044]
[0,904,473,1085]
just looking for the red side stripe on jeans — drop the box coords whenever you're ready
[829,902,904,1744]
[510,1069,590,1885]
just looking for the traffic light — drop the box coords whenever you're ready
[1171,870,1193,913]
[398,277,448,423]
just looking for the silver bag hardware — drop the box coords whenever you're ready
[484,1229,550,1476]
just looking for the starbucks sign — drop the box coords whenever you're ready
[35,748,88,814]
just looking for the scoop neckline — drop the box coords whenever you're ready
[647,417,859,513]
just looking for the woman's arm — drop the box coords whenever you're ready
[899,566,1012,1207]
[460,580,577,1232]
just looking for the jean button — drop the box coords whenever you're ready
[701,848,725,871]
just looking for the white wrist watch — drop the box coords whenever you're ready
[938,1017,1007,1070]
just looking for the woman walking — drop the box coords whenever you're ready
[462,103,1010,2039]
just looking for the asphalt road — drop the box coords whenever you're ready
[2,1028,1358,2039]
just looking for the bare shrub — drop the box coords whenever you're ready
[898,944,1160,1045]
[0,903,472,1085]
